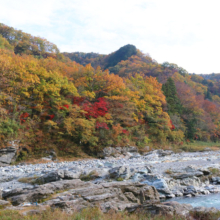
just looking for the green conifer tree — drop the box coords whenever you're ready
[162,77,182,115]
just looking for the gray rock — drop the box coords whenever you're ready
[199,168,211,175]
[141,200,193,217]
[3,179,91,205]
[98,146,138,158]
[64,170,81,179]
[140,185,160,203]
[0,199,10,207]
[183,185,197,195]
[83,193,115,202]
[51,198,90,211]
[2,178,160,210]
[109,166,135,180]
[124,192,140,203]
[193,206,219,213]
[142,202,175,216]
[142,175,169,192]
[162,201,193,216]
[172,172,203,179]
[0,143,18,166]
[35,171,64,184]
[157,150,174,157]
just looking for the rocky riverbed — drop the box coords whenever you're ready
[1,147,220,217]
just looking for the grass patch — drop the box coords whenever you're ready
[116,177,124,181]
[209,168,220,176]
[179,141,220,152]
[164,169,173,175]
[190,210,220,220]
[18,176,39,184]
[0,207,188,220]
[142,141,220,153]
[79,171,99,181]
[1,207,220,220]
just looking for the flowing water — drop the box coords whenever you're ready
[168,193,220,209]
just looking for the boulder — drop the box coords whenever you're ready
[141,201,193,217]
[109,166,136,180]
[192,206,219,213]
[142,202,175,216]
[34,170,83,184]
[124,192,140,203]
[0,141,19,166]
[3,179,91,205]
[35,170,64,184]
[98,146,138,158]
[0,199,10,207]
[183,185,197,195]
[64,170,81,179]
[162,201,193,216]
[2,177,161,213]
[98,147,118,158]
[157,150,174,157]
[141,174,170,193]
[139,185,160,203]
[172,172,203,179]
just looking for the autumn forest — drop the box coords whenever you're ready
[0,23,220,157]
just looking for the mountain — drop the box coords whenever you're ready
[0,23,220,159]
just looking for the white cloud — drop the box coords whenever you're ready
[0,0,220,73]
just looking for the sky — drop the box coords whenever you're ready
[0,0,220,74]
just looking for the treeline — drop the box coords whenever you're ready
[64,44,220,142]
[0,48,179,156]
[0,24,220,156]
[0,23,63,59]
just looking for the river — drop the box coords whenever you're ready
[168,193,220,209]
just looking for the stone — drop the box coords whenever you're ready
[123,146,138,153]
[98,146,138,158]
[142,202,175,216]
[140,185,160,203]
[175,191,183,197]
[130,153,141,159]
[172,172,203,179]
[199,168,211,175]
[51,198,90,211]
[141,201,193,217]
[64,170,81,179]
[142,174,169,193]
[3,179,91,205]
[0,143,18,166]
[157,150,174,157]
[109,166,125,179]
[180,177,201,187]
[35,171,64,184]
[109,166,135,180]
[83,193,115,202]
[0,199,10,207]
[162,201,193,216]
[193,206,219,213]
[97,147,118,158]
[184,165,198,173]
[183,185,197,195]
[124,192,140,203]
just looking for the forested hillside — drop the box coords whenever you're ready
[0,23,220,158]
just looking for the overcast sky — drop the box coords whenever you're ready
[0,0,220,74]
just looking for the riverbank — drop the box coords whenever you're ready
[1,148,220,218]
